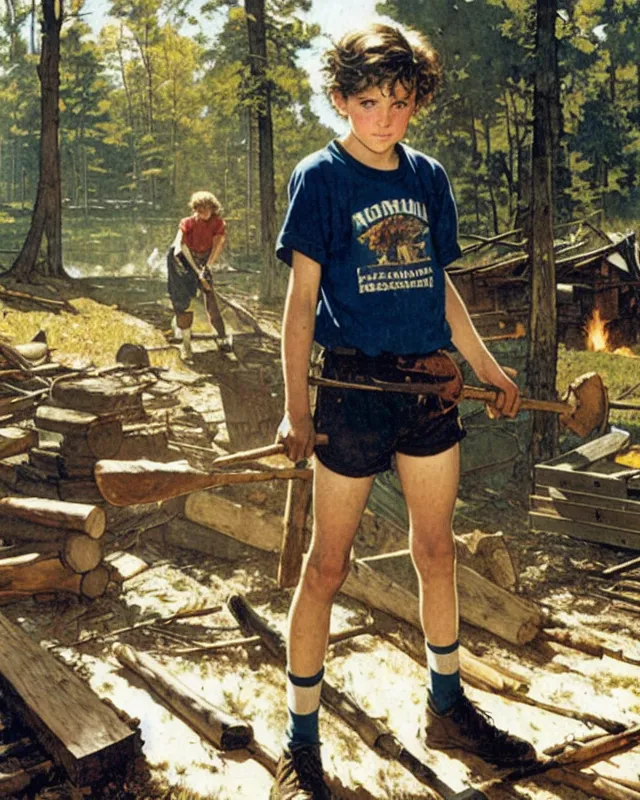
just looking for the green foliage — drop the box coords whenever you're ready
[0,0,636,267]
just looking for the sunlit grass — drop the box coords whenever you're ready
[0,296,182,369]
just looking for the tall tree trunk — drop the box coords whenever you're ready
[9,0,64,281]
[245,0,280,302]
[526,0,558,477]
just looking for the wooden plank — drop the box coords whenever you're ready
[0,613,137,785]
[534,484,640,514]
[531,493,640,533]
[539,429,631,470]
[529,511,640,550]
[534,464,631,497]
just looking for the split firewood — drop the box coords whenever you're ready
[0,497,106,538]
[35,405,124,459]
[0,427,37,460]
[455,529,518,591]
[114,643,254,750]
[541,627,640,668]
[0,389,48,418]
[227,594,462,799]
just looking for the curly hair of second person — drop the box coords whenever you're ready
[189,190,223,216]
[323,23,442,109]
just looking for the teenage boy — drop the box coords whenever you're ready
[273,23,536,800]
[167,190,228,361]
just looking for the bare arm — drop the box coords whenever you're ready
[277,250,321,461]
[206,234,226,268]
[445,273,520,416]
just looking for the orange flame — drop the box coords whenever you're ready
[584,309,636,357]
[585,309,609,352]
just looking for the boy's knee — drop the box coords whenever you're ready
[303,552,350,599]
[411,534,456,575]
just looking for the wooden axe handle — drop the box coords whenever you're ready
[211,434,328,468]
[462,386,570,415]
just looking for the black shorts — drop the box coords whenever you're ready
[313,349,466,478]
[166,248,210,313]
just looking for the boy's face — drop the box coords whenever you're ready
[333,83,417,161]
[195,206,213,220]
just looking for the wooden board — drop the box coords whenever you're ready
[534,464,637,498]
[529,511,640,551]
[0,613,137,785]
[531,490,640,533]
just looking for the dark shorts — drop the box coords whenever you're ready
[167,248,210,313]
[313,349,466,478]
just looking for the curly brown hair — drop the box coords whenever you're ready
[189,190,223,216]
[323,24,442,109]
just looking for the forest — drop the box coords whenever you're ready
[0,0,638,279]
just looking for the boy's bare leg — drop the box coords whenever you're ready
[396,445,460,648]
[287,460,375,675]
[397,445,536,765]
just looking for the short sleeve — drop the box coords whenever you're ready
[276,162,332,267]
[212,216,225,236]
[179,217,192,235]
[430,166,462,268]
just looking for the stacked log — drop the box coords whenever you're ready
[5,371,169,502]
[0,497,110,600]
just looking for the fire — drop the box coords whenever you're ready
[584,309,637,357]
[585,309,609,352]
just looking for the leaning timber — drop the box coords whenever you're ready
[185,492,541,645]
[113,643,253,750]
[35,405,123,458]
[228,594,456,799]
[0,497,106,538]
[0,612,137,785]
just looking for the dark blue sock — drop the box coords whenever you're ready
[427,640,462,714]
[286,666,324,747]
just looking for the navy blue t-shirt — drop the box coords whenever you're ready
[276,140,462,356]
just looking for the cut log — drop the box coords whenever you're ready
[0,557,109,599]
[0,535,102,574]
[0,497,106,537]
[50,376,148,415]
[278,471,312,588]
[185,493,542,645]
[354,550,541,645]
[35,405,123,458]
[0,427,37,460]
[113,643,253,750]
[0,612,137,785]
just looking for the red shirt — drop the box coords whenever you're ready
[180,215,225,255]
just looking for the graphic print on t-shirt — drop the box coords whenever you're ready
[352,198,434,295]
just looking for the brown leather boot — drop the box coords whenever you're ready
[269,744,332,800]
[425,691,537,767]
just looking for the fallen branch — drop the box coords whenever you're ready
[0,284,76,313]
[228,594,460,799]
[541,627,640,668]
[113,643,253,750]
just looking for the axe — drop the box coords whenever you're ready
[94,435,328,507]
